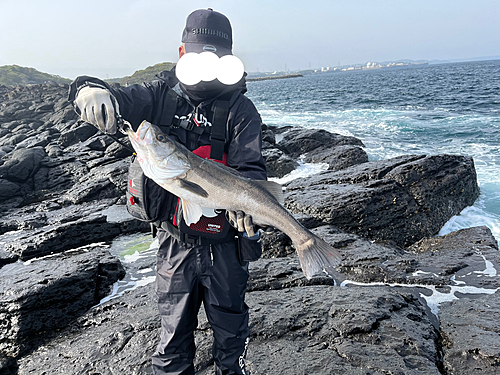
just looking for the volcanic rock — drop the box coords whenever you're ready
[0,245,125,362]
[285,154,480,247]
[440,292,500,374]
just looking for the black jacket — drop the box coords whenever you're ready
[68,70,267,181]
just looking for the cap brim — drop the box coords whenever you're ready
[184,42,232,57]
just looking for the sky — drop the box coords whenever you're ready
[0,0,498,80]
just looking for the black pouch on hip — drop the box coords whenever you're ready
[126,156,170,222]
[237,234,263,263]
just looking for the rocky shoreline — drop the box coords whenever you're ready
[246,74,303,82]
[1,82,499,374]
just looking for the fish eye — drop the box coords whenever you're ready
[157,134,166,142]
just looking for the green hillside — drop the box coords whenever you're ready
[108,62,176,85]
[0,65,71,86]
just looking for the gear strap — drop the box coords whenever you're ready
[209,93,231,161]
[156,90,179,135]
[152,220,236,245]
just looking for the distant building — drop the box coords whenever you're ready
[364,62,382,69]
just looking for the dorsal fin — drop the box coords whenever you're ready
[254,180,284,205]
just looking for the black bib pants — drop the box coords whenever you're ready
[152,229,250,375]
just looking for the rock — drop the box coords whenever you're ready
[0,83,495,375]
[80,134,114,152]
[0,199,151,264]
[0,248,17,267]
[2,212,121,261]
[248,256,336,291]
[61,159,128,204]
[105,138,134,159]
[15,285,160,375]
[96,251,128,302]
[405,226,500,288]
[279,127,365,157]
[46,105,78,126]
[440,292,500,374]
[29,102,54,113]
[0,245,125,361]
[14,283,442,375]
[260,213,325,258]
[0,129,10,139]
[0,179,21,201]
[262,148,299,178]
[0,133,27,147]
[14,130,58,149]
[303,144,369,171]
[44,143,64,157]
[244,286,441,375]
[261,127,276,145]
[0,147,46,183]
[319,225,500,288]
[58,122,98,148]
[285,154,480,247]
[260,224,500,294]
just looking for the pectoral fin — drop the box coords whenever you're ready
[179,179,209,198]
[181,199,203,226]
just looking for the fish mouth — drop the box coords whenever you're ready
[136,121,154,145]
[126,121,154,151]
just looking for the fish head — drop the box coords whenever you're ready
[127,120,190,183]
[127,121,177,160]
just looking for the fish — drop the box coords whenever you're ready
[126,120,342,279]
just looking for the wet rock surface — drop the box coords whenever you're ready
[0,245,125,366]
[440,292,500,375]
[0,83,497,375]
[15,284,442,375]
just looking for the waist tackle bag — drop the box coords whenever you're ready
[126,156,170,222]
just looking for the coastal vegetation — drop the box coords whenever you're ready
[0,65,71,86]
[0,62,177,87]
[107,62,176,85]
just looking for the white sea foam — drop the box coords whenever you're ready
[341,279,499,317]
[269,159,329,185]
[95,275,156,307]
[440,202,500,247]
[342,249,499,316]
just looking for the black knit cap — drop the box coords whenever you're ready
[181,8,233,57]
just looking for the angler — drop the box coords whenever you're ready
[70,9,267,375]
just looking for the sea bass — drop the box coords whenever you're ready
[126,120,342,279]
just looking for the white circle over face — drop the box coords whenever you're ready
[175,52,245,86]
[199,52,219,82]
[175,53,201,85]
[217,55,245,85]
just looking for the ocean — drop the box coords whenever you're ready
[246,59,500,247]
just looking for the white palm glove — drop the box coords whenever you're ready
[226,210,258,238]
[74,86,119,134]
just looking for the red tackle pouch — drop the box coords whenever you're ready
[174,145,236,242]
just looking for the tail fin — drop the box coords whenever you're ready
[296,235,342,280]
